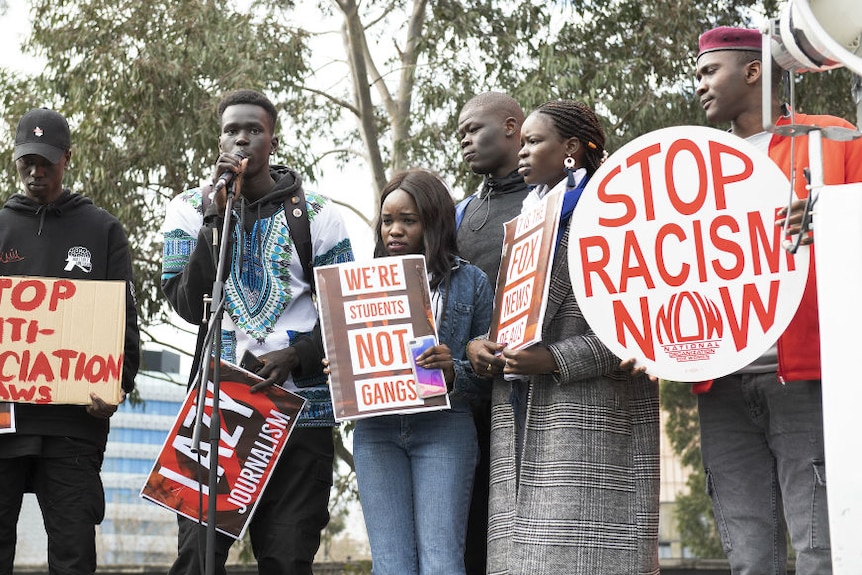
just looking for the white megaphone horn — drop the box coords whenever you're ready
[771,0,862,76]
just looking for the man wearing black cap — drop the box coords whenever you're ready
[0,108,140,574]
[693,26,862,575]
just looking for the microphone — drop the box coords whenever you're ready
[214,151,248,193]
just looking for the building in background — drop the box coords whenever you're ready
[97,349,186,564]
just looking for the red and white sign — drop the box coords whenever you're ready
[569,126,809,381]
[490,191,563,350]
[140,361,305,539]
[315,255,450,421]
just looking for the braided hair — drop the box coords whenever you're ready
[534,100,606,176]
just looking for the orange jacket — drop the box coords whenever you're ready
[694,112,862,392]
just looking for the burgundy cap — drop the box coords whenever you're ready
[697,26,762,61]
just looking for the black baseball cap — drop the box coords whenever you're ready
[13,108,71,164]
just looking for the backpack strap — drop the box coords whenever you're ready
[285,186,315,293]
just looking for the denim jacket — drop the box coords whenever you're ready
[435,257,494,402]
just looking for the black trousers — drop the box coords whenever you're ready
[0,440,105,575]
[169,426,334,575]
[464,399,491,575]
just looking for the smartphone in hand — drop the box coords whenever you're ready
[408,335,447,399]
[240,349,265,374]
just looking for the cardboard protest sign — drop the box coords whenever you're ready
[140,361,306,539]
[315,255,451,421]
[489,191,564,350]
[0,276,126,405]
[568,126,809,381]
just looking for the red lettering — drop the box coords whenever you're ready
[579,235,616,297]
[10,279,47,312]
[376,264,401,287]
[620,231,656,292]
[0,278,11,301]
[355,334,376,370]
[692,220,708,282]
[749,209,795,275]
[709,140,753,210]
[626,143,662,221]
[361,377,417,406]
[719,280,780,351]
[7,383,38,401]
[656,292,723,345]
[0,351,17,383]
[343,267,372,290]
[19,350,30,381]
[75,352,87,380]
[354,329,409,370]
[102,355,122,383]
[0,380,53,403]
[0,317,26,343]
[666,139,708,216]
[613,297,656,361]
[84,355,107,382]
[710,215,744,280]
[596,165,634,227]
[27,351,54,382]
[655,224,689,287]
[52,349,77,379]
[48,280,76,311]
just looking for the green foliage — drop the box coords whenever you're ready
[660,381,723,557]
[660,380,702,469]
[675,467,726,558]
[1,0,313,330]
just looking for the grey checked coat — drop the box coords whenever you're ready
[487,223,661,575]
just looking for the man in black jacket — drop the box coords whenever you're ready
[456,91,530,575]
[0,108,140,574]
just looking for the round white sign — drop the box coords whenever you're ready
[568,126,809,381]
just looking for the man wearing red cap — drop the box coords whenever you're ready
[694,26,862,575]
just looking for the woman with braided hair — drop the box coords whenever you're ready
[466,100,660,575]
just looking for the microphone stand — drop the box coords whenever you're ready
[190,175,242,575]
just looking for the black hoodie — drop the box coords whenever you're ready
[0,190,140,451]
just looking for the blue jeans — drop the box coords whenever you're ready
[698,373,831,575]
[354,399,478,575]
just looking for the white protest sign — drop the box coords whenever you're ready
[568,126,809,381]
[315,255,450,420]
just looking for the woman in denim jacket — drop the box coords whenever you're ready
[354,168,494,575]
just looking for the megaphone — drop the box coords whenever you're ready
[770,0,862,76]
